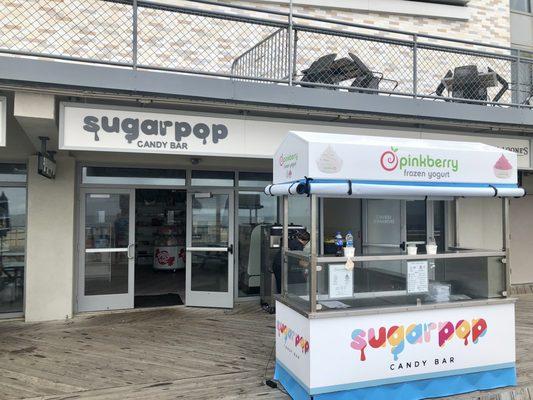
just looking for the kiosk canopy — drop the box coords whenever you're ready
[266,131,525,198]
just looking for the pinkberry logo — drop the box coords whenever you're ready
[279,153,298,166]
[380,147,399,171]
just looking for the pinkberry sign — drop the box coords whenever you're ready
[273,132,519,185]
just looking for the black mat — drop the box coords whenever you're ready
[134,293,183,308]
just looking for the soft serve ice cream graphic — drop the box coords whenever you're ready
[316,145,343,174]
[493,154,513,179]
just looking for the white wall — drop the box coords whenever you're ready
[456,198,503,250]
[510,174,533,284]
[25,155,76,322]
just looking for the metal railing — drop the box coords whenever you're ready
[0,0,532,109]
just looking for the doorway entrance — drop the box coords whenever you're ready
[134,189,186,308]
[186,190,234,308]
[78,189,135,312]
[78,187,235,312]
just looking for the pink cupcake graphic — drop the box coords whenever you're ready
[493,154,513,179]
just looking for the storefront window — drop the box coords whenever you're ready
[238,172,272,187]
[191,170,234,187]
[0,187,26,314]
[511,0,531,12]
[237,192,277,297]
[82,166,185,186]
[0,164,27,183]
[84,193,130,295]
[288,196,311,230]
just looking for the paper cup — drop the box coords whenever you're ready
[343,247,355,258]
[407,245,418,255]
[426,244,438,255]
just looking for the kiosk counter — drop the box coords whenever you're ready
[265,132,524,400]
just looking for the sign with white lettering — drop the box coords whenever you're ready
[38,154,56,180]
[0,97,6,147]
[276,300,515,395]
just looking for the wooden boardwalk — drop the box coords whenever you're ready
[0,297,533,399]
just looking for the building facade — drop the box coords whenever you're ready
[0,0,532,321]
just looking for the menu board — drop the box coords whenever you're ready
[328,264,353,299]
[407,260,429,293]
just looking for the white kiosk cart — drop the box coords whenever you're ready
[265,132,524,400]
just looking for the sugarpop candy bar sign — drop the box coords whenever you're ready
[277,300,516,394]
[59,103,247,157]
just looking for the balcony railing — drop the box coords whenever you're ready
[1,0,532,109]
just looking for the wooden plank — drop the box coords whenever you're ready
[3,298,533,400]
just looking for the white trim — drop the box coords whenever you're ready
[248,0,471,20]
[85,248,128,253]
[0,97,6,147]
[186,247,229,252]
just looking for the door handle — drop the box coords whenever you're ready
[127,243,135,259]
[228,244,234,254]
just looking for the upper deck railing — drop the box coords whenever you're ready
[1,0,532,109]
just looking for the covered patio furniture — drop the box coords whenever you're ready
[436,64,508,103]
[348,52,399,93]
[300,52,399,93]
[300,53,339,87]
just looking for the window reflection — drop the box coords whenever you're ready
[510,0,531,12]
[238,172,272,187]
[191,171,234,187]
[238,192,277,297]
[0,187,26,314]
[191,194,229,247]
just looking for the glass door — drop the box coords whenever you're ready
[186,190,234,308]
[362,199,406,255]
[360,199,406,294]
[78,189,135,312]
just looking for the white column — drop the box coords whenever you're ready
[25,155,76,322]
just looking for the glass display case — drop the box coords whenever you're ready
[282,196,509,314]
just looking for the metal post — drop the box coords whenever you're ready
[426,199,434,244]
[502,197,511,296]
[453,198,459,247]
[282,195,289,297]
[292,30,298,80]
[310,194,318,313]
[413,33,418,98]
[132,0,138,69]
[516,49,522,107]
[288,0,294,85]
